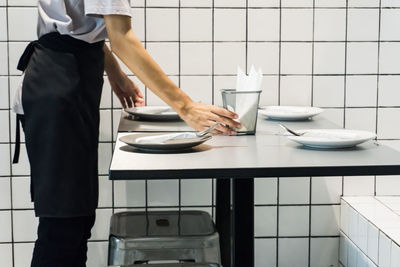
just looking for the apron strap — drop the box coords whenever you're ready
[12,114,23,164]
[17,41,38,72]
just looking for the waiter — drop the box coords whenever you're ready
[12,1,241,266]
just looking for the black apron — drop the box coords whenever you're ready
[14,32,105,217]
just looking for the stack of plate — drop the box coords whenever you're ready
[259,106,323,121]
[125,106,181,121]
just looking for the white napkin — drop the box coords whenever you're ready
[135,132,198,144]
[235,66,263,131]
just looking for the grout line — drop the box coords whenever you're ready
[277,0,282,106]
[276,176,280,266]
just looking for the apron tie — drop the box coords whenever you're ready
[13,40,37,164]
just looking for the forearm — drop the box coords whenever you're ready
[106,20,193,113]
[103,44,122,79]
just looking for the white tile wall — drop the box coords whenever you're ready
[2,2,400,267]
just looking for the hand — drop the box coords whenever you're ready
[179,101,242,135]
[108,73,145,109]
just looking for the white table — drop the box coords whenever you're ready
[110,112,400,267]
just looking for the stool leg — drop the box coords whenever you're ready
[216,178,232,267]
[233,178,254,267]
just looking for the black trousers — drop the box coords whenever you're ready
[31,215,95,267]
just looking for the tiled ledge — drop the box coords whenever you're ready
[340,196,400,267]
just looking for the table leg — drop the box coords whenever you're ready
[216,179,232,267]
[233,178,254,267]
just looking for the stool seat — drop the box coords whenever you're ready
[108,211,221,266]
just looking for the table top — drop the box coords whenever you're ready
[110,112,400,180]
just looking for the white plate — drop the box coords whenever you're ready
[119,133,211,152]
[287,129,376,149]
[259,106,323,121]
[125,106,180,121]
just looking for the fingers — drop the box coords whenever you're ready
[208,113,242,130]
[211,106,238,120]
[206,120,236,135]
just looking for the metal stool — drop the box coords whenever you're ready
[108,211,221,266]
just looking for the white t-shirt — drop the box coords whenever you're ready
[12,0,132,114]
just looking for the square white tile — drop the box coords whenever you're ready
[382,0,400,7]
[313,76,345,108]
[347,9,379,41]
[87,241,109,267]
[348,206,359,241]
[98,143,112,175]
[319,108,344,128]
[278,238,309,267]
[377,108,400,139]
[180,0,213,7]
[255,238,276,267]
[13,210,37,242]
[340,200,350,235]
[8,7,37,41]
[368,223,379,264]
[379,76,400,106]
[146,42,179,75]
[0,211,11,242]
[254,178,277,205]
[346,75,377,107]
[146,0,179,7]
[249,0,280,7]
[345,108,377,133]
[310,237,340,267]
[100,79,112,109]
[391,242,400,267]
[357,215,368,254]
[0,42,8,75]
[280,76,312,106]
[281,43,313,74]
[278,206,309,236]
[131,8,145,42]
[146,9,179,41]
[314,8,346,41]
[255,206,277,237]
[311,176,342,204]
[213,42,246,75]
[148,179,179,206]
[181,179,212,206]
[99,110,112,142]
[214,0,246,7]
[180,8,212,41]
[180,76,213,104]
[247,42,279,75]
[180,42,212,75]
[0,244,12,267]
[279,177,310,205]
[281,9,313,41]
[113,180,146,207]
[258,76,279,106]
[376,176,400,196]
[315,0,346,7]
[281,0,313,7]
[11,143,30,176]
[0,77,9,109]
[14,243,34,267]
[347,43,378,75]
[0,178,10,209]
[214,8,246,42]
[343,176,375,196]
[90,209,113,241]
[0,144,10,176]
[311,205,340,236]
[314,42,345,74]
[348,0,379,7]
[381,9,400,41]
[12,177,34,209]
[0,8,6,41]
[379,231,392,267]
[380,43,400,74]
[248,9,280,41]
[98,176,112,208]
[339,233,348,265]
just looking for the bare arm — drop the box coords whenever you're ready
[104,15,240,134]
